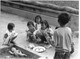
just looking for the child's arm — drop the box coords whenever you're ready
[26,30,36,41]
[3,33,8,45]
[9,36,17,42]
[44,31,54,46]
[67,27,74,44]
[53,31,58,47]
[8,33,18,46]
[26,30,32,40]
[46,31,58,47]
[70,32,74,54]
[9,33,18,41]
[4,33,8,38]
[33,29,42,39]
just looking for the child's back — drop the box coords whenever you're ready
[53,13,73,59]
[54,27,72,52]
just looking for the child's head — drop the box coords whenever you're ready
[7,23,15,32]
[58,13,71,27]
[41,20,50,30]
[27,21,35,30]
[34,15,42,24]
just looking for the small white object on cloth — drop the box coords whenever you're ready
[5,56,10,58]
[28,43,35,49]
[33,46,46,53]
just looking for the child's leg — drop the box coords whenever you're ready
[42,33,49,43]
[64,52,70,59]
[34,32,42,43]
[54,51,65,59]
[35,32,48,43]
[37,34,47,43]
[41,36,47,43]
[27,33,34,42]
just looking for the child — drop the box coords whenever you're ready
[35,20,54,44]
[0,23,18,54]
[1,23,27,57]
[34,15,42,30]
[46,13,74,59]
[3,23,18,47]
[26,21,36,42]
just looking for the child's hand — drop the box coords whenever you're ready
[9,34,14,39]
[33,30,38,35]
[46,30,50,33]
[10,33,17,38]
[14,33,18,37]
[27,31,31,34]
[44,32,49,38]
[4,33,8,38]
[9,33,18,41]
[71,42,74,46]
[36,37,41,42]
[71,43,74,54]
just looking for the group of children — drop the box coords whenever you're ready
[1,13,74,59]
[26,15,54,44]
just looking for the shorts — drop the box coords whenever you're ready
[54,50,70,59]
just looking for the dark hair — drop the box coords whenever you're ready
[27,21,34,27]
[58,13,71,26]
[41,20,50,28]
[34,15,42,23]
[7,23,15,30]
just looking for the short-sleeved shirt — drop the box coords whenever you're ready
[40,27,55,40]
[45,28,54,35]
[34,22,41,30]
[54,27,72,52]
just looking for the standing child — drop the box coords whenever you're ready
[46,13,74,59]
[34,15,42,30]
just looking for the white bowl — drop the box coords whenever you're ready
[33,46,46,53]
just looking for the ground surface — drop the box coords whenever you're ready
[0,12,79,59]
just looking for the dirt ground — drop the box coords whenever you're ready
[0,11,79,59]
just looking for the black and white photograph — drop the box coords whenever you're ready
[0,0,79,59]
